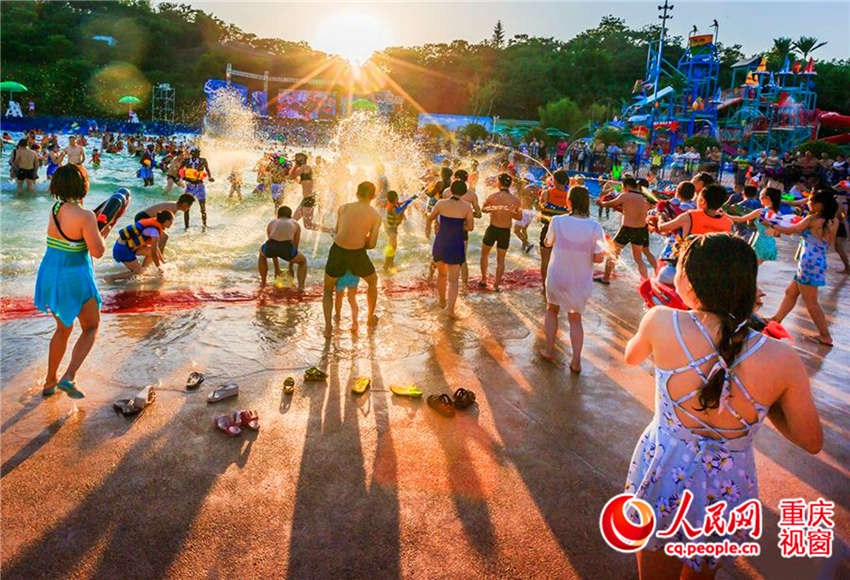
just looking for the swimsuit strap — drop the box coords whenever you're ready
[671,311,715,380]
[51,202,83,243]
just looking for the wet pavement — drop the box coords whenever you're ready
[1,236,848,579]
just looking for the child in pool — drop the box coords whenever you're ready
[383,190,409,273]
[91,149,101,169]
[334,271,359,331]
[228,169,243,201]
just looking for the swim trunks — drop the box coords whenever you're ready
[185,181,206,201]
[325,243,375,278]
[134,211,151,222]
[482,225,511,250]
[16,167,36,181]
[613,225,649,247]
[112,241,138,263]
[262,239,297,261]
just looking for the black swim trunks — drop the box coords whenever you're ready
[262,239,297,261]
[16,167,36,181]
[134,211,151,222]
[483,225,511,250]
[325,243,375,278]
[300,195,316,208]
[613,225,650,247]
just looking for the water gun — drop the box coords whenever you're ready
[396,195,418,213]
[763,209,804,228]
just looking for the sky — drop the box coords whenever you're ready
[186,1,850,60]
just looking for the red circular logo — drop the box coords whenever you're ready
[599,493,656,553]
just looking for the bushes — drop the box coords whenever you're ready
[462,123,490,141]
[795,140,846,158]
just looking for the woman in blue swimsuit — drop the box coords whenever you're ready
[34,165,111,398]
[427,180,473,317]
[624,234,822,577]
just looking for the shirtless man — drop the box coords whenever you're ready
[479,173,522,291]
[133,194,196,250]
[597,176,653,283]
[290,153,319,229]
[12,139,38,193]
[63,136,86,165]
[322,181,382,336]
[258,205,308,289]
[164,150,185,194]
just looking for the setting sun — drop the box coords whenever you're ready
[312,11,390,66]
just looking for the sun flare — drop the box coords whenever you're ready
[313,11,390,66]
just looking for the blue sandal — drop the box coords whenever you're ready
[57,379,86,399]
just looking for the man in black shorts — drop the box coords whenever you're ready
[597,176,654,283]
[480,173,522,291]
[323,181,382,336]
[259,205,308,289]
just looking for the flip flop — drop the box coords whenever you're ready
[42,383,56,397]
[452,388,476,410]
[427,393,455,417]
[208,382,239,403]
[57,379,85,399]
[133,386,156,410]
[186,371,205,390]
[237,410,260,430]
[304,367,328,381]
[215,414,242,436]
[113,399,142,416]
[389,384,423,398]
[804,335,834,347]
[283,376,295,394]
[351,377,371,394]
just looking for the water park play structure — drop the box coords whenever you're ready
[605,1,850,155]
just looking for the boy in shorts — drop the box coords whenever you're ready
[258,205,307,290]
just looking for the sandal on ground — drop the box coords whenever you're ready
[238,410,260,430]
[57,379,85,399]
[390,384,423,398]
[452,388,476,410]
[186,371,205,390]
[427,394,455,417]
[283,376,295,394]
[134,386,156,410]
[304,366,328,381]
[351,377,371,394]
[208,382,239,403]
[215,414,242,436]
[42,383,57,397]
[113,399,143,416]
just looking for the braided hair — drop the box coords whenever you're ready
[680,234,758,411]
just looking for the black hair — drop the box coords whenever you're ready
[386,190,398,203]
[694,172,715,186]
[811,190,838,235]
[553,169,568,186]
[357,181,376,200]
[17,139,27,148]
[450,180,468,196]
[761,187,782,212]
[743,185,758,199]
[498,173,512,187]
[701,184,728,210]
[621,176,638,190]
[568,186,590,217]
[677,181,696,201]
[680,234,757,411]
[637,177,650,188]
[453,169,468,182]
[50,164,89,201]
[277,205,293,218]
[440,166,453,189]
[156,210,175,224]
[177,193,195,206]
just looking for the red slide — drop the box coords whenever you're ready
[817,110,850,144]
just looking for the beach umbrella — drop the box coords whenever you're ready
[0,81,28,93]
[350,98,377,111]
[118,95,141,105]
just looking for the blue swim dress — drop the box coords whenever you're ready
[34,202,102,327]
[432,215,466,265]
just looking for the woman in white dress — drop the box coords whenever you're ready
[541,186,607,372]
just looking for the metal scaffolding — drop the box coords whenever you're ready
[151,83,175,123]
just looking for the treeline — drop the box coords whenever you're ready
[2,2,849,128]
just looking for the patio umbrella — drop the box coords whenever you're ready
[0,81,28,93]
[119,95,141,116]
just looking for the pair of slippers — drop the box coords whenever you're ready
[427,388,476,418]
[113,386,156,417]
[352,381,424,397]
[207,382,239,403]
[215,410,260,436]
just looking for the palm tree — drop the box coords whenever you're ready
[792,36,828,61]
[771,37,794,63]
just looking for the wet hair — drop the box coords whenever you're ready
[743,185,758,199]
[17,139,27,148]
[498,173,512,187]
[553,169,568,186]
[356,181,376,200]
[621,176,638,190]
[700,184,729,210]
[761,187,782,212]
[453,169,468,182]
[50,164,89,201]
[177,193,196,206]
[568,186,590,217]
[811,190,838,235]
[677,181,696,201]
[680,234,757,411]
[156,210,175,225]
[637,178,650,189]
[440,166,453,188]
[277,205,293,218]
[694,172,715,186]
[450,180,468,196]
[386,190,398,203]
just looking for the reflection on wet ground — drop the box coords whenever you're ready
[1,237,848,578]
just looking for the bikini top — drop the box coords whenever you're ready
[48,202,87,252]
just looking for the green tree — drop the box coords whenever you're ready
[492,20,505,48]
[792,36,828,61]
[538,97,582,132]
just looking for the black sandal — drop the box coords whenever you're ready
[427,394,455,417]
[452,388,476,410]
